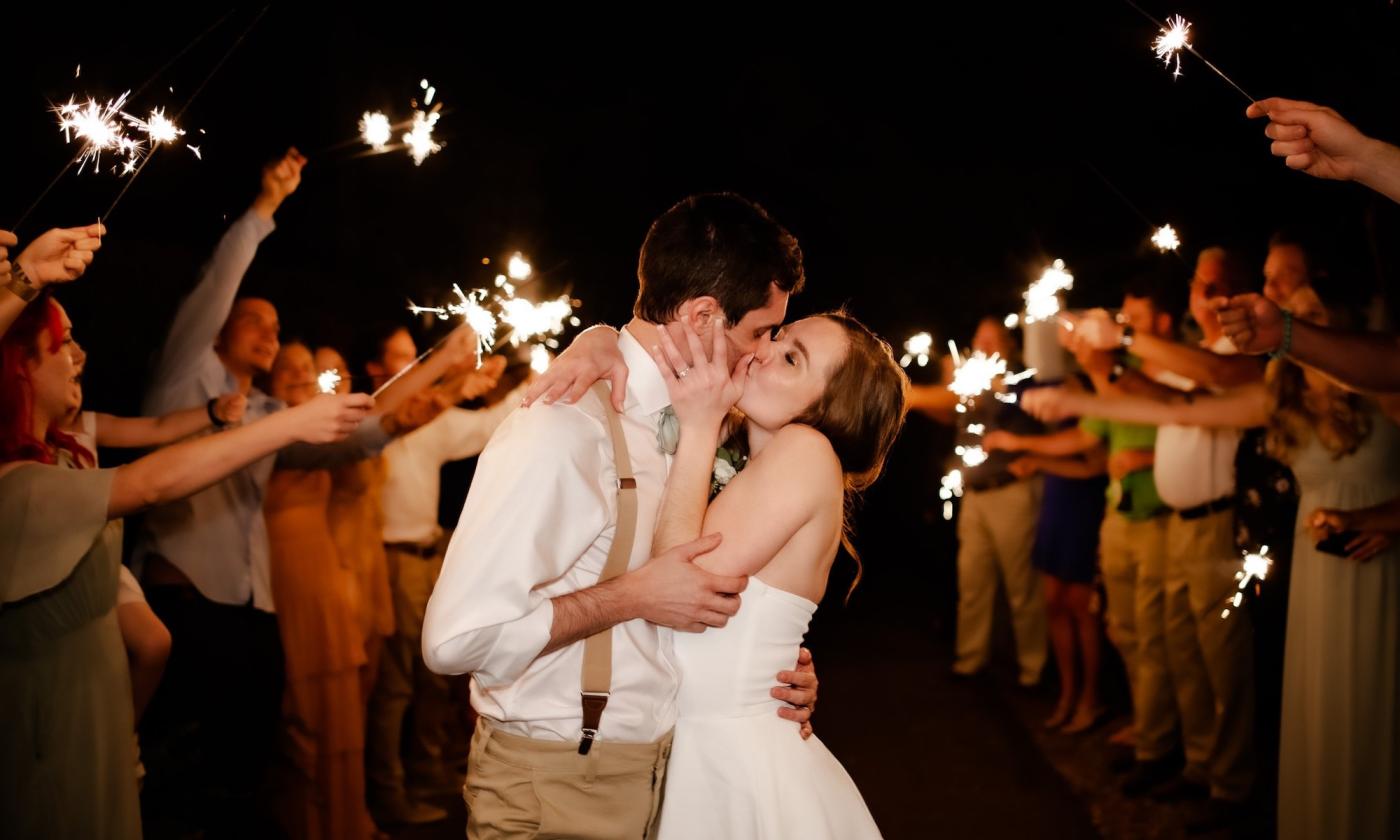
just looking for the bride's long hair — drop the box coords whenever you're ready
[726,310,908,600]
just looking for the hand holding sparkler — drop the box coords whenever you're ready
[521,324,629,411]
[1246,98,1400,200]
[288,392,376,445]
[213,392,247,425]
[1072,309,1125,351]
[251,148,307,220]
[1019,387,1083,423]
[0,230,16,284]
[15,223,106,286]
[1210,293,1284,356]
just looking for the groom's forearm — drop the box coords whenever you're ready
[539,577,637,658]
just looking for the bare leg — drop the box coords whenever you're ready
[1062,582,1107,734]
[1043,574,1077,729]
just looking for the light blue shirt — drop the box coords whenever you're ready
[136,210,388,612]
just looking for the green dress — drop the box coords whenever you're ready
[0,462,141,840]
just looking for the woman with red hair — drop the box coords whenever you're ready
[0,230,375,840]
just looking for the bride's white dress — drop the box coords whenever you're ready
[654,576,882,839]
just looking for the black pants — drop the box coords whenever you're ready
[139,585,285,839]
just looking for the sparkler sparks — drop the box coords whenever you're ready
[948,351,1008,400]
[507,252,533,281]
[55,92,135,174]
[1151,224,1181,252]
[530,344,552,374]
[955,445,989,468]
[900,332,934,368]
[1222,546,1271,619]
[409,285,498,359]
[497,295,574,346]
[1024,259,1074,324]
[403,109,442,166]
[126,107,184,145]
[317,369,343,394]
[939,468,964,520]
[1004,313,1020,330]
[359,111,392,151]
[1153,15,1191,79]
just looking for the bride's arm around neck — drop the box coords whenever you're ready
[655,422,844,594]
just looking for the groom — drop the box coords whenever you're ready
[423,193,817,838]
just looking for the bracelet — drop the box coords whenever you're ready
[207,398,228,429]
[4,262,39,302]
[1269,309,1294,360]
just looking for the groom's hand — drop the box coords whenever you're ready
[623,533,746,632]
[775,647,818,740]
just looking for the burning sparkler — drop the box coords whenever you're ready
[955,445,988,469]
[1151,224,1181,252]
[1153,15,1191,78]
[939,469,964,520]
[948,351,1008,400]
[126,107,184,146]
[54,92,136,174]
[497,295,574,346]
[359,111,392,151]
[507,252,533,282]
[900,332,934,368]
[1221,546,1271,619]
[1144,12,1254,102]
[530,344,552,374]
[409,285,497,359]
[317,369,343,394]
[403,109,441,166]
[1024,259,1074,324]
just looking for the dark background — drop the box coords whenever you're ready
[8,1,1398,590]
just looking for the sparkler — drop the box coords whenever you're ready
[1004,313,1020,330]
[948,351,1008,400]
[955,445,988,469]
[1153,15,1191,78]
[403,108,442,165]
[507,252,533,281]
[409,285,498,358]
[54,92,136,174]
[126,107,184,146]
[1151,224,1181,252]
[1024,259,1074,324]
[939,469,964,521]
[497,295,574,346]
[1221,546,1271,619]
[900,332,934,368]
[359,111,392,151]
[1139,9,1254,102]
[530,344,552,374]
[317,368,343,394]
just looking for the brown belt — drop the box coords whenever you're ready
[384,541,438,559]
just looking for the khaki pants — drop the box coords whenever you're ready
[465,719,673,840]
[1099,513,1178,761]
[367,543,453,798]
[1164,508,1256,801]
[955,478,1047,684]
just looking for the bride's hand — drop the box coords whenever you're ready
[650,315,752,434]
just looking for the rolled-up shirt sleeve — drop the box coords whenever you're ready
[275,414,392,469]
[422,402,611,686]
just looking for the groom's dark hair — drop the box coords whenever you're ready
[634,193,805,324]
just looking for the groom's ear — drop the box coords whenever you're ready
[683,296,722,334]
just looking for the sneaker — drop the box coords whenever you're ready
[1120,756,1181,798]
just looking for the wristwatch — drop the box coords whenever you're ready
[3,262,39,302]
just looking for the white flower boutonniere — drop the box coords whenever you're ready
[710,445,746,499]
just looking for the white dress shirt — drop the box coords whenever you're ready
[380,384,526,546]
[1153,336,1244,510]
[422,328,679,744]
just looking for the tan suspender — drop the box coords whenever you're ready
[578,382,639,755]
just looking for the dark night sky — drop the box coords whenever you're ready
[5,3,1400,415]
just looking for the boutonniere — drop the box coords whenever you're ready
[710,445,747,499]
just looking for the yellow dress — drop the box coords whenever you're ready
[265,467,374,840]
